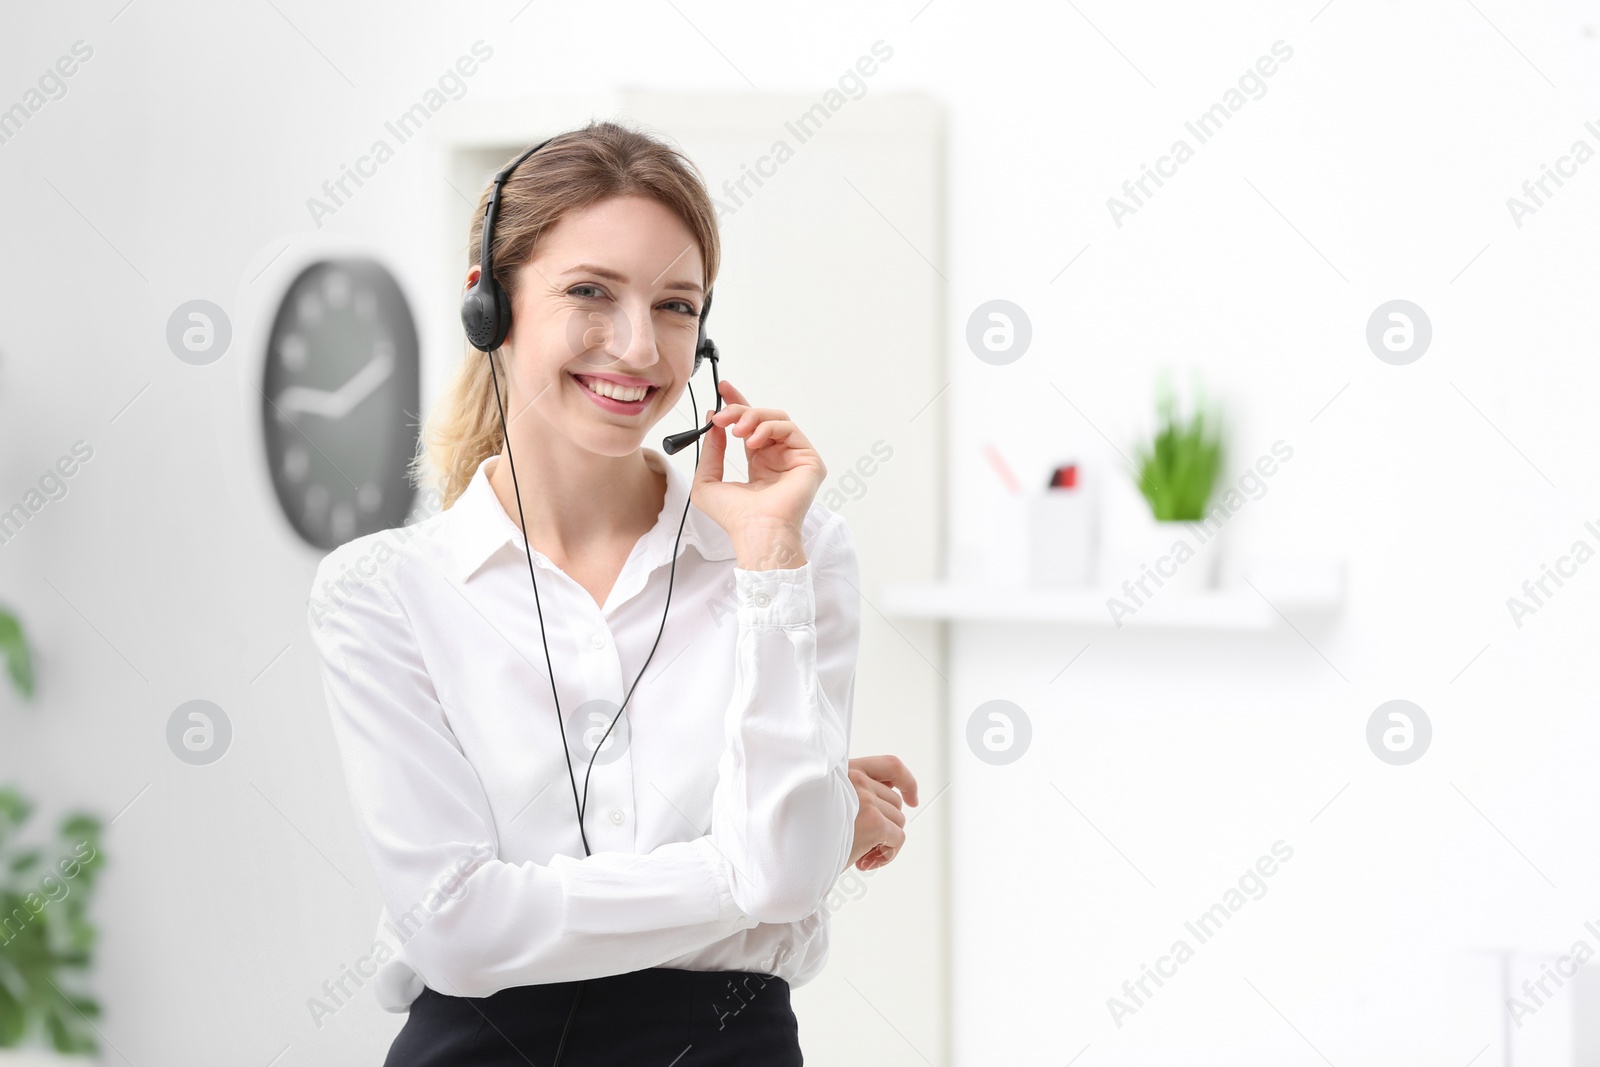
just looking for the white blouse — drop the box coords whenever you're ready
[306,447,861,1012]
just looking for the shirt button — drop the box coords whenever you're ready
[590,632,606,649]
[609,809,625,825]
[754,592,770,607]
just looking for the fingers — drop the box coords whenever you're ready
[746,420,797,450]
[847,767,911,873]
[691,406,727,489]
[710,406,813,459]
[868,777,903,813]
[850,776,907,829]
[712,381,787,437]
[863,818,907,869]
[711,402,790,439]
[849,768,905,819]
[850,754,920,807]
[873,791,906,829]
[858,846,892,871]
[709,382,821,462]
[860,841,900,871]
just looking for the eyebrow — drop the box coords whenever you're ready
[561,263,703,295]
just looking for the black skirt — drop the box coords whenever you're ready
[382,966,803,1066]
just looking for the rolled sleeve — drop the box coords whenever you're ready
[711,517,861,924]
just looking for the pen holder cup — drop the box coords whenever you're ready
[986,489,1096,588]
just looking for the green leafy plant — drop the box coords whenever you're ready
[1132,378,1225,521]
[0,787,104,1052]
[0,608,33,700]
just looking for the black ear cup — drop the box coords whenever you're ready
[694,336,716,377]
[487,279,511,350]
[460,280,504,352]
[692,287,714,376]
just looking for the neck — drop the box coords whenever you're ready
[488,431,666,558]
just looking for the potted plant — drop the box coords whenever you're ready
[0,610,106,1064]
[0,789,104,1064]
[1121,377,1227,594]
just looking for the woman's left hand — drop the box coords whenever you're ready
[847,754,920,872]
[692,379,826,566]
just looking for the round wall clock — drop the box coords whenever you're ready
[261,257,421,551]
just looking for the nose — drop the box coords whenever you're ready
[616,300,661,372]
[578,297,659,375]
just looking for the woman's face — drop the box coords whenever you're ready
[495,193,706,455]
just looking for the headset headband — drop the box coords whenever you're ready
[478,136,554,305]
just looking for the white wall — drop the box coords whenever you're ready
[929,3,1600,1065]
[3,1,1598,1065]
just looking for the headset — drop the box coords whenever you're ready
[460,132,725,1064]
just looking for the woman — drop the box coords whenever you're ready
[307,120,918,1065]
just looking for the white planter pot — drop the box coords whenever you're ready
[1103,514,1227,597]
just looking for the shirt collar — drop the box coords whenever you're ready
[447,446,737,584]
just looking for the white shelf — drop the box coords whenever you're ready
[880,560,1345,630]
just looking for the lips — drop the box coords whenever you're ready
[571,372,659,396]
[574,372,660,389]
[570,372,658,412]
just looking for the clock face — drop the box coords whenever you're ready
[261,258,421,550]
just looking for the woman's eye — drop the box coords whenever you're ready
[566,287,694,316]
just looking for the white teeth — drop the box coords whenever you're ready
[576,375,651,402]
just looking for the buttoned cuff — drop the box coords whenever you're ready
[735,560,815,628]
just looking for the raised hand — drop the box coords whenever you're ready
[692,379,827,570]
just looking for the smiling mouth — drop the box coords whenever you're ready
[570,373,659,404]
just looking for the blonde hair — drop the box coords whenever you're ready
[411,120,722,509]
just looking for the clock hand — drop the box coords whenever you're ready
[277,354,395,419]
